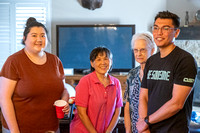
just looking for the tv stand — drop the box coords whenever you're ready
[65,74,127,99]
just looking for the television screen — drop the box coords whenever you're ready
[56,24,135,74]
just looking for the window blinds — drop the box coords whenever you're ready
[15,3,47,51]
[0,1,49,69]
[0,3,11,69]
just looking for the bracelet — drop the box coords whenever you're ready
[144,116,151,126]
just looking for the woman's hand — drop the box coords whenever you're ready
[62,102,70,115]
[140,128,150,133]
[105,130,112,133]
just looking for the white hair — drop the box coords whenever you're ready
[131,31,157,53]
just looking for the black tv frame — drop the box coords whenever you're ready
[56,24,135,74]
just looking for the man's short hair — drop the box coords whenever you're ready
[154,11,180,28]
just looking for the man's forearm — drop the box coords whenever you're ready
[148,98,182,124]
[148,84,192,125]
[138,88,148,119]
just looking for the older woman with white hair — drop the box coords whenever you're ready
[124,32,156,133]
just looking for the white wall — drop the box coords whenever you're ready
[167,0,200,26]
[51,0,165,54]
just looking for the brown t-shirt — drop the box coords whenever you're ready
[0,49,65,133]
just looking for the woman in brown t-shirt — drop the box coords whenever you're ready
[0,17,69,133]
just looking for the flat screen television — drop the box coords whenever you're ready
[56,24,135,74]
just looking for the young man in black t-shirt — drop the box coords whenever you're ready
[137,11,197,133]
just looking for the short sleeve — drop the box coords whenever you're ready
[174,56,197,87]
[75,77,89,107]
[0,56,19,80]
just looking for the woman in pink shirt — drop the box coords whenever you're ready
[70,47,123,133]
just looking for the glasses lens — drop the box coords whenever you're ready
[152,26,158,32]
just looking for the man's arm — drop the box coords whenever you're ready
[148,84,192,124]
[137,84,192,132]
[137,88,149,132]
[138,88,149,119]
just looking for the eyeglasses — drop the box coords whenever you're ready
[152,26,177,33]
[133,48,146,53]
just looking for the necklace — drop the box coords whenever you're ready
[24,49,46,65]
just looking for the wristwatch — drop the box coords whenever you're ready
[144,116,151,126]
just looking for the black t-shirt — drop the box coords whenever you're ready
[141,46,197,133]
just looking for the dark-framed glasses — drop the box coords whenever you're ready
[152,26,177,33]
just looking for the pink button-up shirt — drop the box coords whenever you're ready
[70,72,123,133]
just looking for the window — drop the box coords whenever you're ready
[0,0,50,69]
[0,3,10,70]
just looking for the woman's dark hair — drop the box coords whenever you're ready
[90,46,113,72]
[154,11,180,28]
[22,17,48,45]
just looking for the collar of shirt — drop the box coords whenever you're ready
[90,71,115,86]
